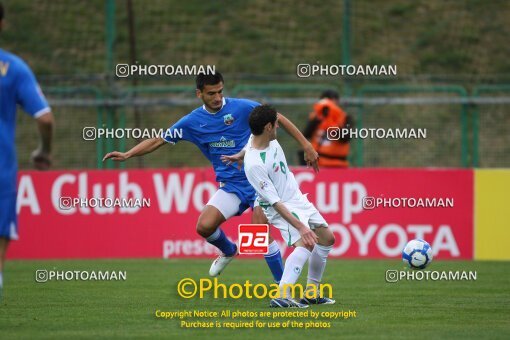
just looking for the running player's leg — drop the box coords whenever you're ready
[0,238,8,289]
[0,193,17,292]
[269,223,311,308]
[252,206,283,283]
[270,214,312,303]
[302,210,335,305]
[199,189,241,276]
[306,226,334,288]
[281,239,312,298]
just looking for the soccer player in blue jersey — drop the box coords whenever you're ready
[0,2,55,293]
[103,72,319,281]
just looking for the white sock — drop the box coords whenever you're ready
[307,244,333,291]
[280,247,311,299]
[205,228,221,242]
[0,272,3,288]
[266,240,281,256]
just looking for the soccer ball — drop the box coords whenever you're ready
[402,239,433,269]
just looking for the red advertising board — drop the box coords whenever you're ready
[9,168,473,259]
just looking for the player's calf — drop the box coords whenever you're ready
[279,245,312,299]
[305,226,335,303]
[0,237,9,290]
[195,205,238,276]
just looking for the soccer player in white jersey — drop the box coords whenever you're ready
[243,105,336,308]
[104,73,320,283]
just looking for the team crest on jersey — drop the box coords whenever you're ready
[259,181,269,190]
[272,162,280,173]
[223,113,234,125]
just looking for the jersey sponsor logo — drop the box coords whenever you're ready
[0,61,10,76]
[238,224,269,254]
[209,136,235,148]
[223,113,234,125]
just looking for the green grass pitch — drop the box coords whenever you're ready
[1,259,509,339]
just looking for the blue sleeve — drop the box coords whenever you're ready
[162,115,192,144]
[236,98,260,127]
[15,60,50,118]
[240,98,260,113]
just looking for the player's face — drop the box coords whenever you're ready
[268,119,278,140]
[197,83,224,112]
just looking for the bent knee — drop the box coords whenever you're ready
[196,217,218,237]
[196,206,225,237]
[319,230,335,247]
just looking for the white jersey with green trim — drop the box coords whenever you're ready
[244,137,303,211]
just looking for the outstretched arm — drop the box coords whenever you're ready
[220,149,245,170]
[103,137,166,162]
[277,113,319,172]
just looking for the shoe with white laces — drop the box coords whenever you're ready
[209,247,238,277]
[270,298,309,308]
[300,295,336,305]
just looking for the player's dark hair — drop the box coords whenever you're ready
[0,2,4,21]
[249,105,278,135]
[196,72,223,91]
[320,89,339,100]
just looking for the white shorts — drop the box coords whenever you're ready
[207,189,242,220]
[268,195,328,246]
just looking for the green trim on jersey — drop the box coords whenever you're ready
[287,224,292,246]
[280,161,287,175]
[291,211,300,220]
[289,212,299,245]
[260,152,266,163]
[259,201,270,210]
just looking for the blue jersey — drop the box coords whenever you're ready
[163,97,259,184]
[0,49,50,196]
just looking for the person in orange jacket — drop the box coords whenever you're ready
[300,90,353,167]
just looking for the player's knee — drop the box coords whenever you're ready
[196,216,218,238]
[319,230,335,247]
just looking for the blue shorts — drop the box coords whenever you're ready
[0,194,18,240]
[220,181,256,216]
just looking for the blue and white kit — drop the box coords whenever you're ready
[0,49,51,239]
[163,97,260,219]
